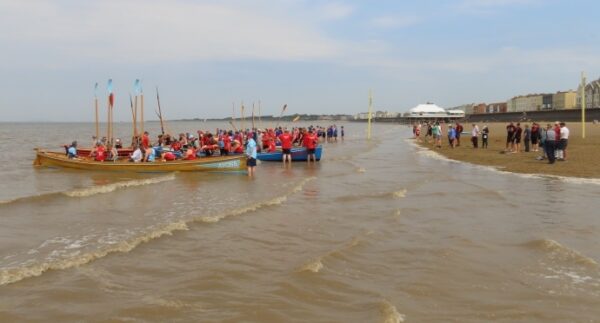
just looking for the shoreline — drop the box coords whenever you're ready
[412,122,600,179]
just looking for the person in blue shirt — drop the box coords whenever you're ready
[67,141,78,159]
[448,125,456,148]
[246,137,257,177]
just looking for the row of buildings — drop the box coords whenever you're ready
[353,76,600,119]
[451,77,600,115]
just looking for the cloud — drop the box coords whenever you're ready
[0,0,341,68]
[317,2,355,20]
[370,15,421,29]
[456,0,541,14]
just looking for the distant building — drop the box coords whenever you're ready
[542,94,553,110]
[577,78,600,109]
[486,102,507,113]
[553,91,577,110]
[510,94,545,112]
[473,103,487,114]
[448,103,476,115]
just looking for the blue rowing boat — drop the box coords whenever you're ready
[257,145,323,162]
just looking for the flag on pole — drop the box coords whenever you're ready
[107,79,114,107]
[134,79,140,95]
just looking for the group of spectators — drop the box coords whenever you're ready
[413,120,570,164]
[413,121,489,149]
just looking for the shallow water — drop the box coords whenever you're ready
[1,121,599,322]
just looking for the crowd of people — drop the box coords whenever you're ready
[412,120,570,164]
[65,124,343,176]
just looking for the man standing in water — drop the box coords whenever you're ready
[303,129,318,163]
[246,134,257,177]
[278,128,293,164]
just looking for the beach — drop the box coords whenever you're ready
[415,122,600,178]
[1,121,600,322]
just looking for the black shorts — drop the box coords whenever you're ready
[308,148,316,154]
[531,137,538,145]
[507,134,513,143]
[559,139,568,150]
[247,157,257,167]
[282,148,291,155]
[514,137,521,144]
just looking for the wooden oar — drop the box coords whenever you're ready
[156,87,165,135]
[274,104,288,128]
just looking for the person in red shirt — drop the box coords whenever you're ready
[141,131,150,149]
[302,129,318,163]
[94,143,106,162]
[278,129,293,163]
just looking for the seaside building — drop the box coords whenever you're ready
[577,78,600,109]
[553,91,577,110]
[473,103,487,114]
[448,103,476,115]
[486,102,507,113]
[510,94,544,112]
[404,103,465,119]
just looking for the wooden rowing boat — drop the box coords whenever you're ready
[77,147,133,157]
[33,149,247,173]
[257,145,323,162]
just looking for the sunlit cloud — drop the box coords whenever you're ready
[0,0,341,68]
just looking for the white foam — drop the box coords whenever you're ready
[298,259,324,273]
[380,300,406,323]
[63,174,176,198]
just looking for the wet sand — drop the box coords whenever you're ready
[415,122,600,178]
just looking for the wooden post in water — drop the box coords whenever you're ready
[581,71,586,139]
[140,91,145,135]
[258,100,262,131]
[252,102,255,130]
[94,83,99,140]
[241,101,245,134]
[367,89,373,140]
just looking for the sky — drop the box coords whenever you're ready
[1,0,599,121]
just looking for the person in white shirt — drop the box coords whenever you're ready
[130,146,143,163]
[471,124,480,148]
[558,122,570,161]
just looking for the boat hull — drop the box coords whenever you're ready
[257,145,322,162]
[33,150,247,173]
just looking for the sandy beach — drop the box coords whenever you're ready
[415,121,600,178]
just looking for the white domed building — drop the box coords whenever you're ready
[404,103,465,120]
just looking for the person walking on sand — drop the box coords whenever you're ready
[545,124,557,164]
[523,124,531,152]
[448,125,456,148]
[471,124,479,148]
[455,122,463,146]
[558,122,569,161]
[512,123,523,153]
[481,125,489,149]
[531,122,540,152]
[506,122,516,152]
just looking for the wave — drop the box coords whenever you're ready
[296,231,372,274]
[198,177,315,223]
[0,174,177,206]
[298,259,324,273]
[0,221,189,286]
[380,300,406,323]
[524,239,598,267]
[0,177,316,286]
[335,189,408,202]
[63,174,176,197]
